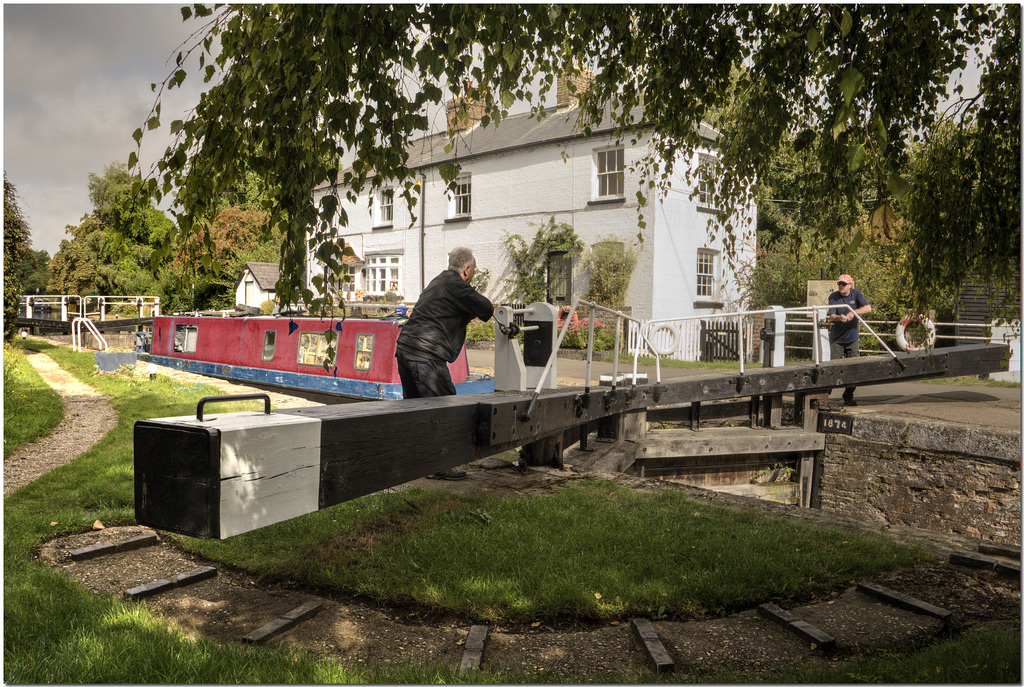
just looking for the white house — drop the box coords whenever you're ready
[234,262,280,309]
[310,77,756,353]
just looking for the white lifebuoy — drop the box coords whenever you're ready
[895,315,937,351]
[647,323,681,356]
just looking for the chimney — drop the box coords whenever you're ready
[446,82,486,134]
[556,68,594,110]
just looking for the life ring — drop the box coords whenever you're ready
[647,323,681,356]
[895,315,936,351]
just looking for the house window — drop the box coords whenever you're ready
[696,249,717,298]
[262,330,277,362]
[375,188,394,227]
[354,333,373,371]
[364,255,402,295]
[697,153,719,208]
[595,147,625,198]
[340,264,359,296]
[173,324,198,354]
[297,331,332,367]
[450,174,471,218]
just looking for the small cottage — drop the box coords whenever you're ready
[234,262,280,309]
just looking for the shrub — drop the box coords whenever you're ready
[502,217,583,304]
[560,320,616,351]
[466,321,495,342]
[583,238,638,308]
[260,299,276,315]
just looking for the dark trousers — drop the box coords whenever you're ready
[830,339,859,399]
[396,349,456,398]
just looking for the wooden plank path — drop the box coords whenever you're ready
[134,343,1009,539]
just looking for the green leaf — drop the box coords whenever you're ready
[870,203,898,236]
[439,162,461,183]
[886,174,911,200]
[848,229,864,253]
[501,90,514,109]
[180,6,192,20]
[870,114,888,151]
[132,128,143,144]
[839,67,864,106]
[840,9,853,36]
[807,27,821,53]
[846,143,866,172]
[832,106,850,139]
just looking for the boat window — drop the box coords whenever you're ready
[173,324,199,353]
[354,333,373,371]
[297,332,332,367]
[262,330,276,362]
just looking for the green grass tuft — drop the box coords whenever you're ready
[180,481,927,623]
[4,341,64,458]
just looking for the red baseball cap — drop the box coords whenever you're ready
[837,274,853,285]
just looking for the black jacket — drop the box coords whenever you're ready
[396,270,493,363]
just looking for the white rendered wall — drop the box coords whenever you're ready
[310,128,756,322]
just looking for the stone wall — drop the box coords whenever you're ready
[820,415,1021,547]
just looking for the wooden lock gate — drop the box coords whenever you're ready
[134,343,1009,539]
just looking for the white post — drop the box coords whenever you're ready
[764,306,787,367]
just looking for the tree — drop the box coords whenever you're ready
[132,4,1020,322]
[4,174,32,339]
[89,162,174,252]
[48,217,103,295]
[15,249,52,296]
[157,206,279,312]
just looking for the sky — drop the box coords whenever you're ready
[4,3,205,256]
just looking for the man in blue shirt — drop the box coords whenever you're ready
[827,273,872,405]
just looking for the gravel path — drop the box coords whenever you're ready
[4,350,118,497]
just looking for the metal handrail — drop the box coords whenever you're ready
[520,298,644,421]
[519,302,906,421]
[71,317,108,352]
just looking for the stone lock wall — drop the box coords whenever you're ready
[820,415,1021,547]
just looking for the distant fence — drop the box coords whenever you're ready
[627,316,755,363]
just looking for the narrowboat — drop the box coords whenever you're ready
[139,314,494,401]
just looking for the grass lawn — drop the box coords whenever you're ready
[4,341,64,458]
[3,339,1019,683]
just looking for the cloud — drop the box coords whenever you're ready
[4,3,205,256]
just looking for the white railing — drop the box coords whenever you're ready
[517,301,902,419]
[21,294,160,321]
[783,315,1021,356]
[627,317,756,363]
[71,317,108,352]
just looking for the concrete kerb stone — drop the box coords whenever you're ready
[856,581,953,622]
[458,624,489,674]
[965,428,1023,465]
[124,565,217,600]
[950,552,999,570]
[849,415,1020,464]
[242,600,323,644]
[70,533,159,561]
[630,618,675,673]
[850,416,910,448]
[757,603,837,652]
